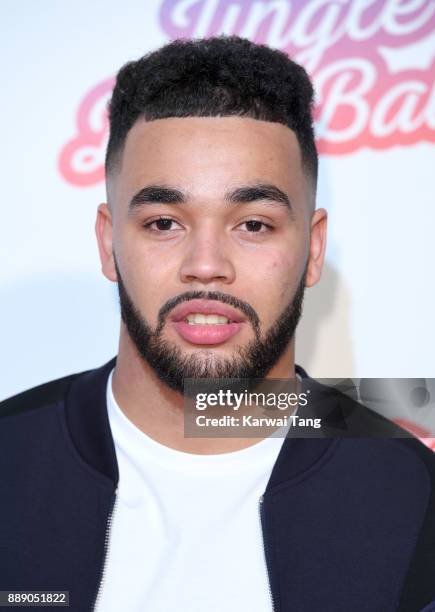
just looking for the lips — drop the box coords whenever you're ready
[169,299,246,324]
[172,320,244,345]
[169,299,246,345]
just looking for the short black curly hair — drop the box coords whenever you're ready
[106,35,317,186]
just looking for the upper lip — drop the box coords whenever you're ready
[170,299,246,323]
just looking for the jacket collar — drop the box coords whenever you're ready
[65,357,119,485]
[64,357,339,491]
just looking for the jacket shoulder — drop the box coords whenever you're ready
[395,438,435,609]
[0,368,92,418]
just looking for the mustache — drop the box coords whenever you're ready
[157,290,260,334]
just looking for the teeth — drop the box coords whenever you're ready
[186,313,230,325]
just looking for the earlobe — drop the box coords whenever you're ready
[305,208,327,288]
[95,203,117,282]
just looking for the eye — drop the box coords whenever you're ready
[238,220,273,234]
[143,217,182,232]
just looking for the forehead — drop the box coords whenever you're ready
[110,116,307,206]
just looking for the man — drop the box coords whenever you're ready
[1,36,434,612]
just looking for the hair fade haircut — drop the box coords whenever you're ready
[105,35,318,186]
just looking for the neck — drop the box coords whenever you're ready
[112,326,297,454]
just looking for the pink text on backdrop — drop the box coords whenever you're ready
[59,0,435,186]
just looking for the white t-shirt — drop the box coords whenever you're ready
[96,369,294,612]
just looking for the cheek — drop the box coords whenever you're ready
[119,252,175,321]
[266,249,299,281]
[251,250,299,303]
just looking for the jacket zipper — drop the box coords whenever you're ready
[92,487,118,611]
[259,494,277,612]
[91,491,273,610]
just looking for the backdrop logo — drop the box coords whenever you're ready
[59,0,435,186]
[58,78,114,187]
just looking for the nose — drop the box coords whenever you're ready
[179,227,236,285]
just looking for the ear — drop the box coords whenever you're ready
[305,208,327,288]
[95,203,117,282]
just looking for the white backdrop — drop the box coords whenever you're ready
[1,0,434,402]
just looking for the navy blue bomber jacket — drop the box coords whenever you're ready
[1,357,435,611]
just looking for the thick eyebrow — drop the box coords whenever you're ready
[128,183,293,214]
[128,186,185,212]
[225,183,293,212]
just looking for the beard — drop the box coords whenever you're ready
[115,258,306,395]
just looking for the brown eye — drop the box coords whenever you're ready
[155,218,173,230]
[245,220,264,232]
[143,217,181,232]
[239,220,273,233]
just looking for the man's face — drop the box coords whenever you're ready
[97,116,326,393]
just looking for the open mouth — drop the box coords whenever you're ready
[169,299,246,345]
[184,313,232,325]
